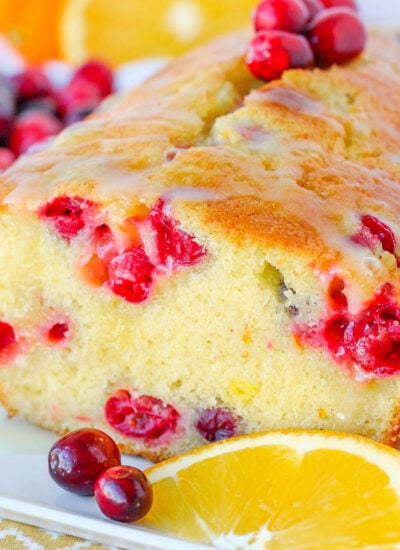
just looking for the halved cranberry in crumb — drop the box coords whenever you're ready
[307,7,366,67]
[73,60,114,99]
[344,303,400,376]
[106,247,154,303]
[320,284,400,378]
[48,322,69,342]
[105,390,180,441]
[360,215,396,255]
[0,322,16,351]
[246,30,314,81]
[324,315,349,349]
[195,408,240,442]
[320,0,357,9]
[253,0,311,33]
[39,195,95,241]
[352,215,399,265]
[149,199,206,268]
[10,110,63,155]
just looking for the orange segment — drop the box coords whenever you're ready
[0,0,66,63]
[141,430,400,547]
[60,0,259,65]
[0,0,257,65]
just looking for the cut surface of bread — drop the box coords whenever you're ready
[1,29,400,460]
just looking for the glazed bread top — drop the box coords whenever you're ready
[1,29,400,310]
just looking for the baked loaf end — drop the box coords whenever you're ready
[1,29,400,460]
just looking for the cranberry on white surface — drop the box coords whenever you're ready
[48,428,121,496]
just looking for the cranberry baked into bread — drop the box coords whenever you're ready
[1,28,400,461]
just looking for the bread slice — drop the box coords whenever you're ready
[1,29,400,460]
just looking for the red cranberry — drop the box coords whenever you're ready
[18,94,60,118]
[95,465,153,522]
[195,408,239,442]
[0,322,16,351]
[253,0,311,33]
[106,247,154,303]
[353,214,397,258]
[105,390,180,441]
[48,322,69,342]
[343,302,400,376]
[48,428,121,496]
[320,285,400,378]
[246,30,314,81]
[320,0,357,9]
[0,147,16,172]
[0,78,16,143]
[307,7,366,67]
[10,110,63,155]
[149,199,206,267]
[303,0,324,18]
[57,77,101,119]
[73,60,114,99]
[12,69,52,102]
[39,195,95,241]
[324,315,349,349]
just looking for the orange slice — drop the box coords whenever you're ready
[141,430,400,547]
[59,0,258,65]
[0,0,257,65]
[0,0,66,64]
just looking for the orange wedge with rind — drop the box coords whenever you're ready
[0,0,258,65]
[141,430,400,548]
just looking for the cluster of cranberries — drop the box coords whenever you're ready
[246,0,366,81]
[297,215,400,379]
[38,196,207,304]
[48,428,153,523]
[0,60,113,173]
[104,389,240,444]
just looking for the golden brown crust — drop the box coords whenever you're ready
[1,29,400,284]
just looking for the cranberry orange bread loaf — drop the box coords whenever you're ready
[1,29,400,460]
